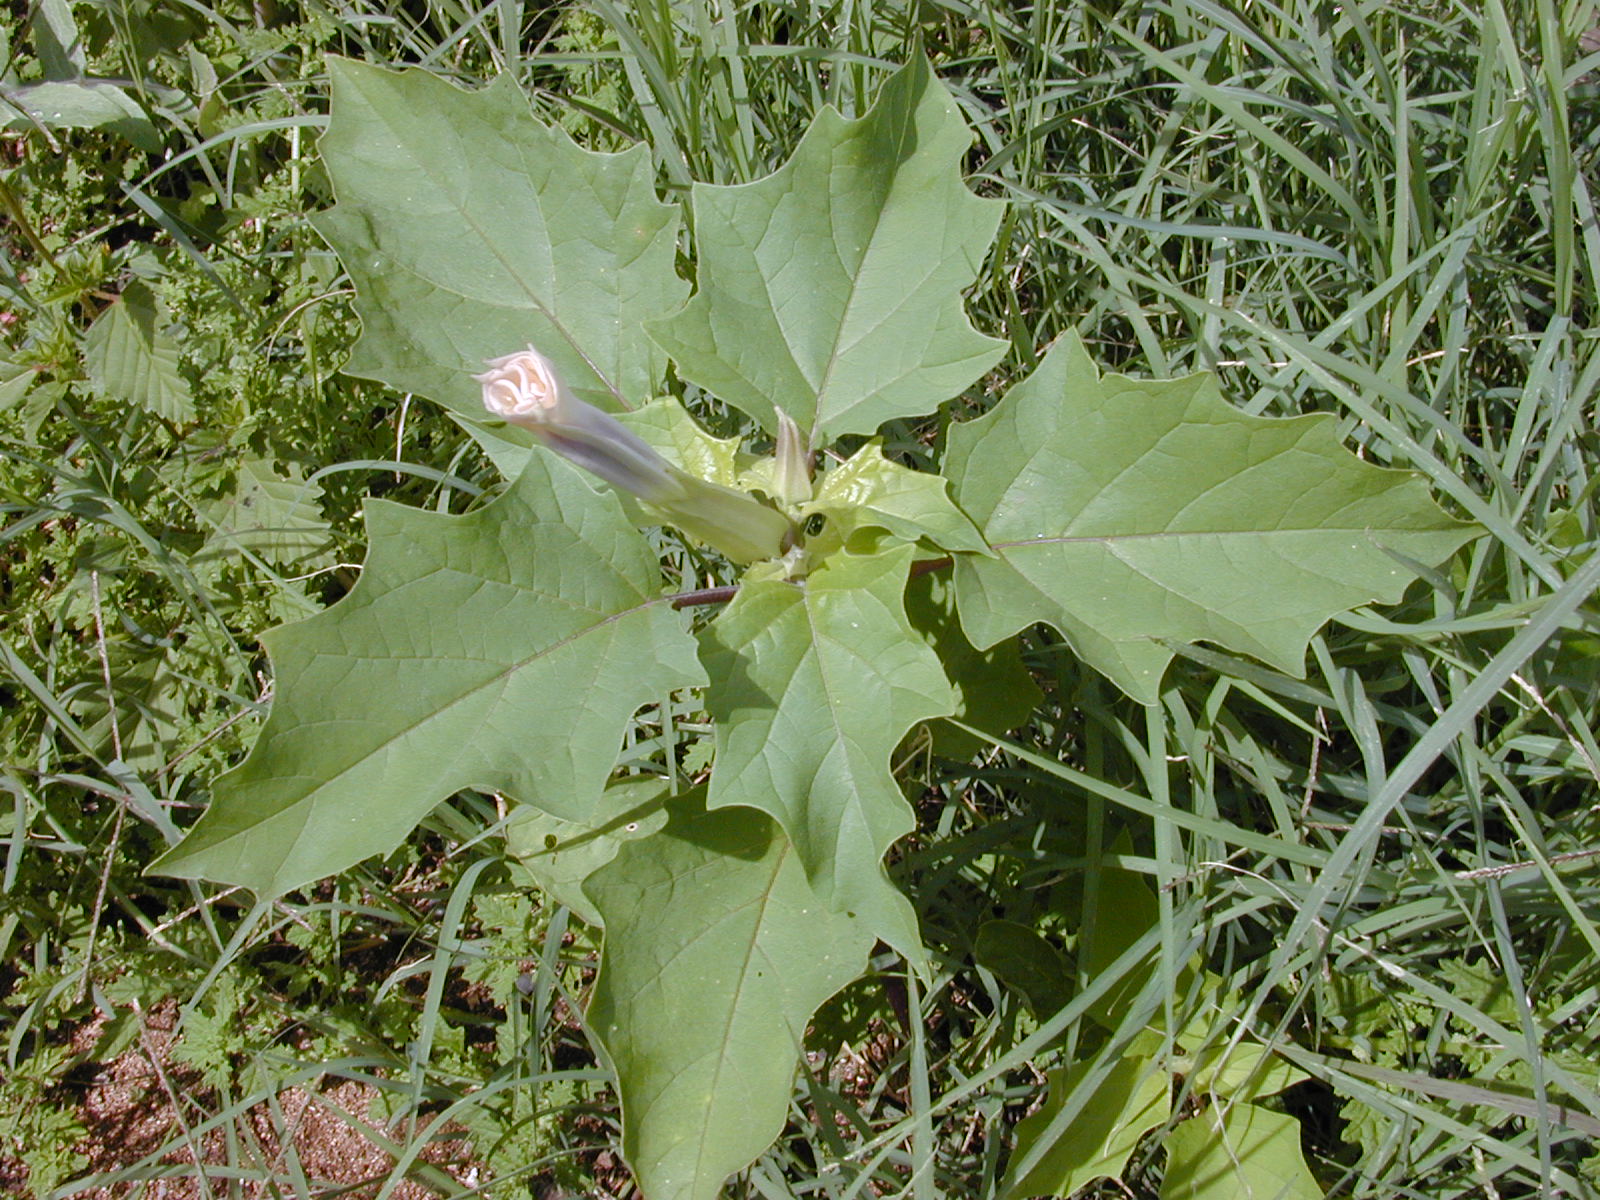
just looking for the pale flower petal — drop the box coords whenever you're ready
[476,346,791,563]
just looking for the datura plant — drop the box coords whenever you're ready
[153,56,1479,1200]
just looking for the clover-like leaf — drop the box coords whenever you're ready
[698,543,955,957]
[154,452,705,897]
[586,792,873,1200]
[946,333,1481,703]
[646,57,1006,447]
[311,59,687,432]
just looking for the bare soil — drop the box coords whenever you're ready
[7,1001,478,1199]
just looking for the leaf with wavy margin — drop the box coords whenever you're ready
[946,333,1480,703]
[646,57,1005,447]
[154,452,704,896]
[311,59,686,444]
[587,792,873,1200]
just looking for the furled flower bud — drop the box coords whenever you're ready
[477,347,791,564]
[770,409,814,506]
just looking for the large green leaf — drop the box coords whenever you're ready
[946,334,1481,703]
[2,79,160,150]
[82,281,195,422]
[154,452,704,896]
[586,792,873,1200]
[505,777,671,926]
[310,59,687,430]
[1003,1056,1171,1199]
[1160,1104,1322,1200]
[646,57,1006,447]
[698,543,955,957]
[973,919,1072,1017]
[1182,1040,1308,1105]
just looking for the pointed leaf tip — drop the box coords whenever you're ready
[312,59,687,433]
[946,333,1481,702]
[646,56,1006,445]
[587,795,873,1200]
[698,542,954,957]
[154,453,704,896]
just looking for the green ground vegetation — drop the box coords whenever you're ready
[2,1,1599,1197]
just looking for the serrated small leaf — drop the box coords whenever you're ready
[1003,1056,1171,1199]
[154,451,705,897]
[586,792,873,1200]
[311,59,687,430]
[646,57,1005,447]
[946,333,1481,703]
[803,440,988,555]
[197,458,332,568]
[698,543,955,957]
[82,281,195,421]
[505,777,671,925]
[1160,1104,1322,1200]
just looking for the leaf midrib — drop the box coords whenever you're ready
[992,524,1447,548]
[351,70,631,408]
[239,592,672,863]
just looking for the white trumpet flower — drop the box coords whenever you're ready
[477,347,791,563]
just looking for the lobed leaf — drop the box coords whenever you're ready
[1160,1104,1323,1200]
[697,543,955,957]
[646,57,1006,447]
[310,59,687,440]
[946,333,1481,703]
[154,452,704,896]
[505,776,672,926]
[802,440,989,556]
[586,792,873,1200]
[905,568,1041,759]
[1003,1056,1171,1199]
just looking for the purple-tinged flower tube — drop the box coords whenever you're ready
[477,347,791,563]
